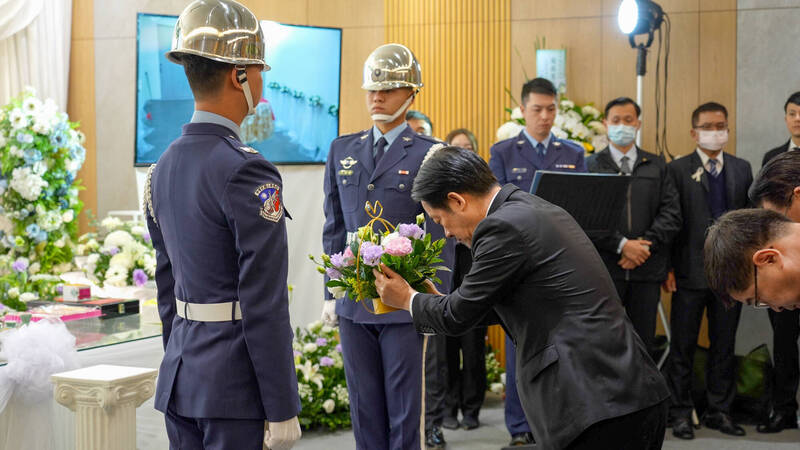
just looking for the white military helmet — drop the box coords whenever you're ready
[362,43,422,91]
[167,0,267,115]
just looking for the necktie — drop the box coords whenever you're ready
[707,158,719,177]
[619,155,632,175]
[535,142,546,158]
[375,137,387,165]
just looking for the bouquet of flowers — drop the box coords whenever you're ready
[0,87,86,310]
[497,95,608,154]
[486,347,506,394]
[293,320,351,430]
[311,202,448,314]
[75,216,156,288]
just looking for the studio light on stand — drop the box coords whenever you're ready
[617,0,667,149]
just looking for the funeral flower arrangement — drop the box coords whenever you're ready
[486,348,506,394]
[497,96,608,154]
[294,320,350,430]
[0,87,86,310]
[75,216,156,288]
[311,208,447,307]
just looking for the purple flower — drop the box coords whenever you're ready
[105,246,120,255]
[143,233,151,243]
[360,242,383,266]
[133,269,148,287]
[397,223,425,240]
[335,344,342,353]
[320,356,335,367]
[330,248,355,268]
[316,337,328,346]
[293,350,302,358]
[11,258,29,272]
[326,267,342,279]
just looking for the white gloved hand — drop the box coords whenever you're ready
[264,416,301,450]
[321,300,338,327]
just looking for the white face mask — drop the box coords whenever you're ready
[697,130,728,151]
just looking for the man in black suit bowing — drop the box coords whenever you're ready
[663,102,753,440]
[374,146,670,450]
[762,91,800,166]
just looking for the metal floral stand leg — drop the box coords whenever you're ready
[51,365,158,450]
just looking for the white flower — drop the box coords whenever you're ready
[327,285,346,299]
[54,262,73,273]
[142,254,156,277]
[587,120,606,135]
[553,114,566,129]
[37,210,63,232]
[321,325,334,334]
[307,320,323,333]
[87,239,99,250]
[297,383,312,400]
[54,237,65,248]
[10,167,48,201]
[101,216,123,230]
[560,99,575,110]
[9,108,29,130]
[296,360,324,390]
[76,244,87,255]
[104,265,128,287]
[591,134,609,151]
[551,126,568,140]
[130,226,146,236]
[32,161,47,175]
[303,343,318,353]
[322,399,336,414]
[62,210,74,223]
[9,145,23,158]
[581,105,600,119]
[22,97,42,116]
[109,251,134,270]
[510,107,523,120]
[8,287,19,298]
[28,262,40,274]
[20,292,38,302]
[105,230,135,248]
[496,121,524,142]
[333,384,349,406]
[86,253,100,265]
[573,123,591,140]
[490,382,505,394]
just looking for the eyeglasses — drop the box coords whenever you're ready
[752,265,769,309]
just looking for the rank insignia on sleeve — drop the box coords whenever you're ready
[254,183,283,222]
[340,156,358,169]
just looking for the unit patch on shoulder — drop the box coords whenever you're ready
[254,183,283,222]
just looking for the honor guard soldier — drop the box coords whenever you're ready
[321,43,454,450]
[487,77,586,448]
[144,1,300,449]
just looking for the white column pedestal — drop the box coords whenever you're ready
[51,364,158,450]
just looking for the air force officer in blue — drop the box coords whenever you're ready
[488,77,586,447]
[145,2,300,449]
[322,44,454,450]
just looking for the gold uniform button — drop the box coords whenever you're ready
[367,184,375,191]
[399,183,406,189]
[342,179,348,185]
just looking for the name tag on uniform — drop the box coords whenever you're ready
[338,169,353,176]
[555,164,576,169]
[511,167,528,173]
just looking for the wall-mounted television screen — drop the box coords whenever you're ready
[135,13,342,165]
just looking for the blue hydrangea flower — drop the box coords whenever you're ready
[23,148,42,165]
[50,131,67,148]
[25,223,40,237]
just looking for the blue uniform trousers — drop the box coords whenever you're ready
[339,316,423,450]
[165,404,264,450]
[505,334,533,435]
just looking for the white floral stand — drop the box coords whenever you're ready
[51,364,157,450]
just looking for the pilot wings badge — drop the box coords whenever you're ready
[255,183,283,222]
[340,156,358,170]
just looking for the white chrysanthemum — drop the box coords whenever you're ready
[303,343,318,353]
[9,108,29,130]
[20,292,38,302]
[101,216,123,230]
[587,120,606,135]
[551,126,568,140]
[510,107,523,120]
[37,210,63,232]
[10,167,48,201]
[581,105,600,119]
[109,251,134,270]
[496,121,524,142]
[560,99,575,110]
[105,230,135,248]
[104,265,128,287]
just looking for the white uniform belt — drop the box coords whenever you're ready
[175,299,242,322]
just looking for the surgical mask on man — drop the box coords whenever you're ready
[697,130,729,151]
[607,124,637,147]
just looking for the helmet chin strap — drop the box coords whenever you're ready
[236,66,257,116]
[371,92,416,123]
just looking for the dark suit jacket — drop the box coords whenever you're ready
[411,185,669,450]
[667,151,753,289]
[762,139,792,166]
[586,147,681,282]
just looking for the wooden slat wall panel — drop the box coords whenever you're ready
[384,0,511,161]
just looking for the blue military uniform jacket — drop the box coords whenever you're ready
[489,131,587,192]
[323,124,454,324]
[145,122,300,421]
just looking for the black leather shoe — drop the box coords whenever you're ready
[757,410,798,433]
[671,417,695,440]
[461,415,480,430]
[442,415,459,430]
[426,425,446,449]
[703,411,745,436]
[508,432,534,446]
